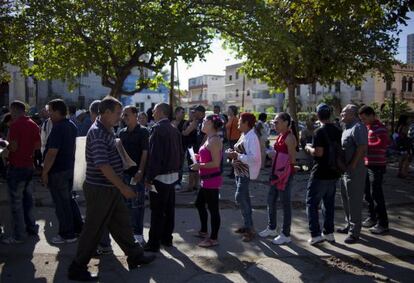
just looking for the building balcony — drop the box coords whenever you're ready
[402,91,414,100]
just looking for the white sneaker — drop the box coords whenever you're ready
[134,234,146,246]
[308,235,325,245]
[51,235,77,244]
[272,233,291,245]
[258,227,277,238]
[322,233,335,242]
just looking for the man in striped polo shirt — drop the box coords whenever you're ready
[359,106,389,235]
[68,96,154,281]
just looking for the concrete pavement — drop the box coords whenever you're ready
[0,161,414,282]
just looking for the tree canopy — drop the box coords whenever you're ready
[6,0,217,97]
[221,0,413,120]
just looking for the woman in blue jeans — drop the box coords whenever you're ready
[259,113,298,245]
[226,113,261,242]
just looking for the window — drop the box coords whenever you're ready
[135,102,145,112]
[247,90,250,96]
[296,86,301,96]
[408,77,413,92]
[402,76,407,92]
[229,75,232,81]
[235,71,239,80]
[335,81,341,93]
[235,89,239,97]
[311,82,316,94]
[355,85,361,91]
[386,80,392,91]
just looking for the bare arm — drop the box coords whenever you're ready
[286,134,297,164]
[42,148,58,175]
[306,145,323,157]
[182,120,197,136]
[98,164,136,198]
[349,145,367,169]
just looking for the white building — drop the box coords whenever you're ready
[224,63,283,113]
[187,75,225,109]
[297,64,414,113]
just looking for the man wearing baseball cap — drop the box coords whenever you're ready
[304,103,342,245]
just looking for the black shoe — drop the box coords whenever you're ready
[362,217,377,228]
[127,254,156,270]
[26,224,39,236]
[344,235,359,244]
[143,243,159,252]
[161,241,173,247]
[68,261,98,282]
[336,226,349,234]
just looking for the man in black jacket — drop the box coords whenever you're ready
[144,103,183,252]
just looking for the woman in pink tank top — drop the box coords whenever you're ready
[190,114,224,248]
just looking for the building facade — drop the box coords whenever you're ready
[187,75,225,109]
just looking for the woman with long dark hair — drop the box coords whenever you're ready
[191,114,224,247]
[259,112,298,245]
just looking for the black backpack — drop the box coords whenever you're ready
[321,126,347,174]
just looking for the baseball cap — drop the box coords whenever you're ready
[316,103,331,115]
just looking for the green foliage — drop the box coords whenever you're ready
[8,0,215,97]
[221,0,410,120]
[319,95,342,116]
[297,112,317,123]
[371,98,410,124]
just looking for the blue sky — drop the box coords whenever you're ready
[177,12,414,91]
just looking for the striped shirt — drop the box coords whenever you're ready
[85,119,123,187]
[365,119,389,167]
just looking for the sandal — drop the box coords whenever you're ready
[194,231,209,238]
[198,238,219,248]
[234,227,247,234]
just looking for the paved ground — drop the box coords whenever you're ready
[0,161,413,282]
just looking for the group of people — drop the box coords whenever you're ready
[0,95,404,281]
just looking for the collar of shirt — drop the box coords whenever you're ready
[96,119,114,135]
[156,118,169,125]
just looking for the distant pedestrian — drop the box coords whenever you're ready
[226,105,241,179]
[190,114,224,247]
[255,112,270,169]
[259,112,298,245]
[395,115,412,178]
[42,99,83,244]
[227,113,261,242]
[138,111,149,128]
[337,104,368,244]
[359,106,390,235]
[2,101,40,244]
[172,106,187,191]
[68,97,154,282]
[144,103,183,252]
[303,104,341,245]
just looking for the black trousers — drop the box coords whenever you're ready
[74,183,142,267]
[364,166,389,228]
[195,188,221,240]
[148,180,175,248]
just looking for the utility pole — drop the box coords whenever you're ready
[169,56,175,118]
[241,74,245,110]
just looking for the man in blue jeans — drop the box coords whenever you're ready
[305,104,342,245]
[2,101,40,244]
[42,99,83,244]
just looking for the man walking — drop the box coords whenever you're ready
[359,106,389,234]
[42,99,83,244]
[68,97,154,281]
[337,104,368,244]
[2,101,40,244]
[144,103,183,252]
[305,104,342,245]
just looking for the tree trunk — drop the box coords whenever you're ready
[287,84,298,122]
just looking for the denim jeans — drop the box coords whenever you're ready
[364,166,388,228]
[306,177,337,237]
[235,176,253,229]
[267,176,293,236]
[49,170,83,239]
[7,167,37,240]
[122,174,145,235]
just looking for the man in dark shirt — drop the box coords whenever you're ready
[119,105,149,245]
[304,104,342,245]
[144,103,183,252]
[2,101,40,244]
[172,106,186,190]
[42,99,83,244]
[68,96,154,282]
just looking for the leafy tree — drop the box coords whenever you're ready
[319,95,342,117]
[371,98,410,125]
[222,0,412,121]
[10,0,215,98]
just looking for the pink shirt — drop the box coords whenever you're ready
[199,145,222,189]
